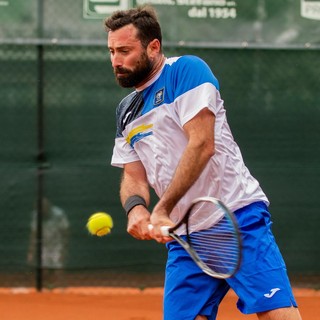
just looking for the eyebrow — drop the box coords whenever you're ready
[108,45,132,50]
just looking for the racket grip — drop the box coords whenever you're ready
[148,224,170,236]
[160,226,170,236]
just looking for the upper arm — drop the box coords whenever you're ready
[123,160,148,182]
[183,107,215,150]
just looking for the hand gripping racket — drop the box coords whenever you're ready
[153,196,242,279]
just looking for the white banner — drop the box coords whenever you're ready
[301,0,320,20]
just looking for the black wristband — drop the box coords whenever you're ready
[124,195,147,216]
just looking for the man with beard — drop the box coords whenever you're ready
[105,6,301,320]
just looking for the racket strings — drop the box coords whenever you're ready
[188,216,240,274]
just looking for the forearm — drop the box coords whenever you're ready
[120,168,150,207]
[154,140,213,214]
[120,161,152,240]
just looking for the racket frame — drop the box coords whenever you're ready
[163,196,242,279]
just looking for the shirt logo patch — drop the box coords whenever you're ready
[154,88,165,105]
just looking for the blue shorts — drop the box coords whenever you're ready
[164,202,297,320]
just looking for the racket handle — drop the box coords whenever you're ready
[160,226,170,236]
[148,224,170,236]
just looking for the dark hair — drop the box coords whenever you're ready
[104,6,162,50]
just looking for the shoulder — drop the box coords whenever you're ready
[116,91,141,119]
[117,91,138,112]
[165,55,219,90]
[115,91,144,136]
[166,55,210,70]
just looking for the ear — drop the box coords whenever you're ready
[147,39,161,59]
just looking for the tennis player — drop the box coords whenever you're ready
[106,6,302,320]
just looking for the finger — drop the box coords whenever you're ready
[129,226,153,240]
[148,224,172,243]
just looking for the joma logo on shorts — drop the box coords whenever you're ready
[264,288,281,298]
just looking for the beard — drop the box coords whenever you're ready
[114,51,153,88]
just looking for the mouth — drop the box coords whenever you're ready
[114,68,129,78]
[116,72,127,78]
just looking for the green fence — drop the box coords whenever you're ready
[0,0,319,289]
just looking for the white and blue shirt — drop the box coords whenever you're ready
[111,56,268,233]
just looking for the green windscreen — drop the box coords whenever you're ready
[0,0,319,288]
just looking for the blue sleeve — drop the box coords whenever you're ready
[171,55,219,100]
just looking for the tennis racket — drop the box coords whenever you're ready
[151,196,242,279]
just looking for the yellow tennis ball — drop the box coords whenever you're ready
[86,212,113,237]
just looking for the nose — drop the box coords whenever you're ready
[111,52,122,68]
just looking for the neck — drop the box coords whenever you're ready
[136,54,165,89]
[151,54,166,77]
